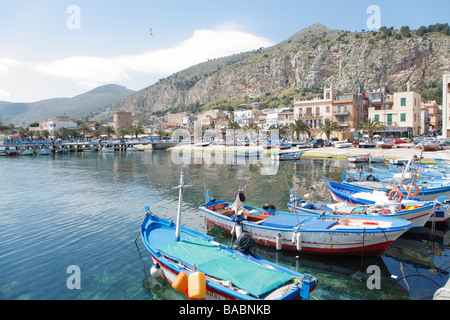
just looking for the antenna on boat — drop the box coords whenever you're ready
[173,170,192,241]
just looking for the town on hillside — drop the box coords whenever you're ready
[1,74,450,144]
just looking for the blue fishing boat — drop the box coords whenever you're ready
[235,149,262,157]
[141,173,317,300]
[288,189,443,229]
[322,178,450,225]
[273,151,304,161]
[200,190,411,256]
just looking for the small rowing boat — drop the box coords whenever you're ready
[200,190,411,256]
[141,173,318,300]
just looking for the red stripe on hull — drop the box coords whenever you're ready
[205,218,391,257]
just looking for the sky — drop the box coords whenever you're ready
[0,0,448,102]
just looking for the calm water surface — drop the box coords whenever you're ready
[0,151,448,300]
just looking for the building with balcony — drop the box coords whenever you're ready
[233,109,262,127]
[368,88,421,138]
[293,86,337,133]
[40,116,77,134]
[422,100,442,135]
[332,93,365,139]
[443,74,450,138]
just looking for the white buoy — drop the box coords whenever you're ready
[235,223,243,238]
[150,263,162,277]
[276,233,282,251]
[296,232,302,251]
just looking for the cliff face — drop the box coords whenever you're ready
[97,24,450,118]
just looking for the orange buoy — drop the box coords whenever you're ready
[388,189,403,201]
[172,271,188,294]
[406,184,419,196]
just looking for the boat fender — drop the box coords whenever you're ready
[296,233,302,251]
[388,189,403,201]
[406,184,419,196]
[235,223,243,238]
[172,271,188,294]
[263,203,276,210]
[150,263,162,278]
[276,233,282,251]
[188,272,206,299]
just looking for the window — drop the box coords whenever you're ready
[338,105,347,113]
[401,97,406,106]
[326,106,330,113]
[374,114,379,122]
[401,113,406,122]
[339,116,345,124]
[315,107,320,116]
[387,114,392,125]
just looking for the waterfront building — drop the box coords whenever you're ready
[368,87,421,137]
[422,100,442,135]
[293,86,336,135]
[233,109,262,127]
[331,93,366,139]
[443,74,450,138]
[40,116,77,134]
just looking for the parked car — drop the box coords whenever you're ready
[307,139,324,148]
[325,137,339,146]
[386,138,407,144]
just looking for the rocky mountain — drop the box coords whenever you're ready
[94,23,449,119]
[0,84,135,125]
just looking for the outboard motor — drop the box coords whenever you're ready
[233,233,255,254]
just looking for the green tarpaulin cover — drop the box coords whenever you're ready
[160,238,293,297]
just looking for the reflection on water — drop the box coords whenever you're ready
[0,151,448,300]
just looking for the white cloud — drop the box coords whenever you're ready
[0,88,11,99]
[33,28,274,88]
[0,58,22,74]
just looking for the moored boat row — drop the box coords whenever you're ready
[139,155,448,300]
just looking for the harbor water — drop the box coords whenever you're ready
[0,150,448,300]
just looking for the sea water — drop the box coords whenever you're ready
[0,151,448,300]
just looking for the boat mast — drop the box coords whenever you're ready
[173,171,191,241]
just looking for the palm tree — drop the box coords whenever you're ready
[78,122,91,139]
[318,119,341,140]
[246,122,260,133]
[292,120,310,140]
[102,126,116,138]
[155,129,167,140]
[41,130,50,140]
[130,125,144,138]
[359,118,384,140]
[118,127,129,138]
[226,120,240,130]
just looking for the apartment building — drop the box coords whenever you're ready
[368,89,421,137]
[422,100,442,135]
[443,74,450,138]
[293,86,337,131]
[41,116,77,133]
[331,93,365,139]
[233,109,263,127]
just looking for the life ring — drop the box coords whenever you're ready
[388,189,403,201]
[406,184,419,196]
